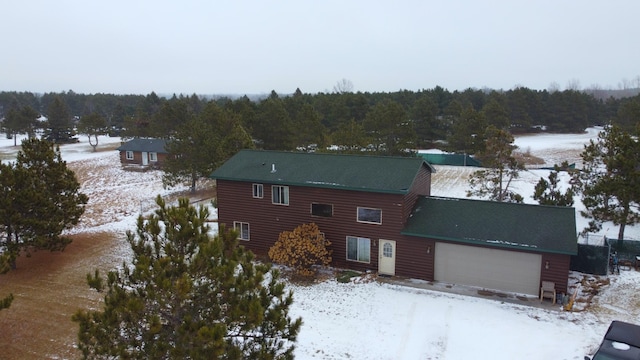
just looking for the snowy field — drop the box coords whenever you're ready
[1,128,639,359]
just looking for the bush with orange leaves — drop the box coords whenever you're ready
[268,223,332,277]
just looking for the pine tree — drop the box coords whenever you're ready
[575,125,640,239]
[46,96,72,143]
[0,139,88,269]
[73,197,302,359]
[77,112,107,152]
[363,99,416,156]
[467,126,524,202]
[254,97,295,150]
[533,162,575,206]
[162,102,253,192]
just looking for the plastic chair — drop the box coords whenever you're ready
[540,281,556,304]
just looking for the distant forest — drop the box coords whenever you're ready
[0,86,639,154]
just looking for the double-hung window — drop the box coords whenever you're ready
[253,184,263,198]
[234,221,250,241]
[272,185,289,205]
[125,151,134,160]
[346,236,370,263]
[357,207,382,224]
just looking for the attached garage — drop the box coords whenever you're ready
[434,242,541,296]
[402,196,578,295]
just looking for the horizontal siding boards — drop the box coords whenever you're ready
[217,180,431,276]
[541,253,571,294]
[118,151,169,167]
[403,167,432,225]
[395,235,434,280]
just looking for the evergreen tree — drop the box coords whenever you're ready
[575,125,640,239]
[151,98,193,137]
[46,96,73,143]
[0,139,88,269]
[467,126,524,202]
[163,102,253,192]
[446,105,487,155]
[19,105,40,139]
[481,97,510,130]
[73,197,301,359]
[77,112,107,152]
[410,94,442,146]
[363,99,416,156]
[254,97,295,150]
[616,96,640,132]
[533,162,575,206]
[329,119,369,153]
[109,103,127,135]
[292,103,327,149]
[3,104,40,145]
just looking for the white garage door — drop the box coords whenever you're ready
[434,242,542,296]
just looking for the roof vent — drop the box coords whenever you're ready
[271,163,276,173]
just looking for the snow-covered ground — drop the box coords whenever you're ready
[1,128,638,359]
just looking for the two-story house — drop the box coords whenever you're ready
[211,150,577,297]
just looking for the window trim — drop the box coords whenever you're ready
[252,183,264,199]
[271,185,289,205]
[149,152,158,162]
[125,150,134,160]
[233,221,250,241]
[356,207,382,225]
[311,203,333,217]
[346,236,371,263]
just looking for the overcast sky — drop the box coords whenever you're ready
[1,0,639,96]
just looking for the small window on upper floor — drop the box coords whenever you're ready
[357,207,382,224]
[311,203,333,217]
[272,185,289,205]
[253,184,263,199]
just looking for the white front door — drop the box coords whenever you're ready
[141,152,148,165]
[378,239,396,276]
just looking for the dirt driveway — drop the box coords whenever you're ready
[0,232,119,359]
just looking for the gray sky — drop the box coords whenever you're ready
[1,0,639,95]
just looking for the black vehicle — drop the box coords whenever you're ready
[586,321,640,360]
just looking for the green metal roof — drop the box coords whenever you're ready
[211,150,435,194]
[116,138,168,153]
[402,196,577,255]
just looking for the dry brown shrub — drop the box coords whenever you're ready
[268,223,332,278]
[513,148,545,166]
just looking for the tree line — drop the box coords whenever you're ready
[1,87,639,156]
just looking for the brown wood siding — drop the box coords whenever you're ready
[118,150,168,167]
[402,166,432,225]
[394,235,434,280]
[216,180,434,277]
[540,253,571,294]
[216,177,570,289]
